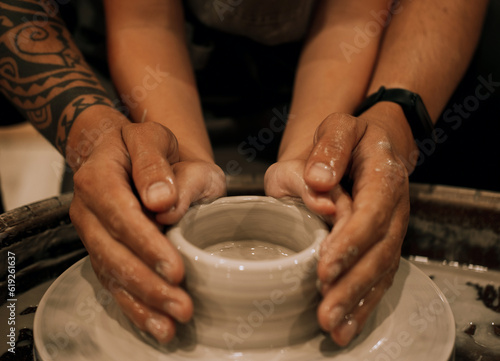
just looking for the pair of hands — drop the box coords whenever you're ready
[69,112,412,346]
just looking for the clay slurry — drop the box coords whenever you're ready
[204,240,296,260]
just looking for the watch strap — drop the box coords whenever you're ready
[354,87,435,141]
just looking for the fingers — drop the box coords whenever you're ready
[322,269,398,346]
[312,124,410,346]
[111,287,176,344]
[156,161,226,224]
[121,122,226,225]
[95,258,178,344]
[304,113,367,193]
[71,192,193,316]
[317,148,409,285]
[122,122,180,213]
[264,160,337,215]
[72,157,187,285]
[318,227,401,346]
[69,126,200,344]
[316,164,408,345]
[271,113,411,347]
[317,245,393,334]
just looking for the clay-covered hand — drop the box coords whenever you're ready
[69,121,226,343]
[265,110,415,346]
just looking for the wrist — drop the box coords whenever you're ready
[358,102,419,173]
[278,134,312,162]
[66,105,129,171]
[177,146,215,164]
[174,131,214,164]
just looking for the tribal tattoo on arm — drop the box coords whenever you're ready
[0,0,114,156]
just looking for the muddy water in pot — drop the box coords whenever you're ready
[204,240,296,260]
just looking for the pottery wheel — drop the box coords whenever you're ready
[34,257,455,360]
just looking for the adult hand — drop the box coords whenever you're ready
[69,120,226,343]
[265,109,415,346]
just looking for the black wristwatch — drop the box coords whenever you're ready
[354,86,435,142]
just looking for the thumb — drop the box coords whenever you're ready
[156,161,226,225]
[122,122,180,213]
[264,160,336,215]
[304,113,366,193]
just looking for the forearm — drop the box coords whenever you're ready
[0,0,119,163]
[280,0,389,160]
[367,0,489,122]
[356,0,489,172]
[104,0,212,162]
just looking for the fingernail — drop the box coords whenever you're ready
[325,262,342,284]
[309,163,334,183]
[338,317,358,344]
[164,301,188,323]
[155,261,175,284]
[328,306,345,330]
[147,182,171,204]
[145,317,170,342]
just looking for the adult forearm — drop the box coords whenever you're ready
[357,0,489,171]
[0,0,117,160]
[279,0,389,160]
[367,0,489,122]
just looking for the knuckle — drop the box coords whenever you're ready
[147,121,177,144]
[135,155,169,176]
[264,162,283,194]
[68,202,85,236]
[207,165,227,196]
[340,243,360,269]
[371,140,410,187]
[88,254,109,284]
[107,208,131,236]
[389,258,401,278]
[323,113,357,128]
[359,202,389,239]
[377,247,394,267]
[372,206,389,231]
[317,113,358,138]
[134,231,168,266]
[124,122,179,161]
[72,166,94,193]
[383,263,399,289]
[375,242,400,273]
[68,198,80,222]
[375,157,409,198]
[132,232,149,251]
[385,159,408,185]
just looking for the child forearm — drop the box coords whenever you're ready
[280,0,389,160]
[104,0,213,162]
